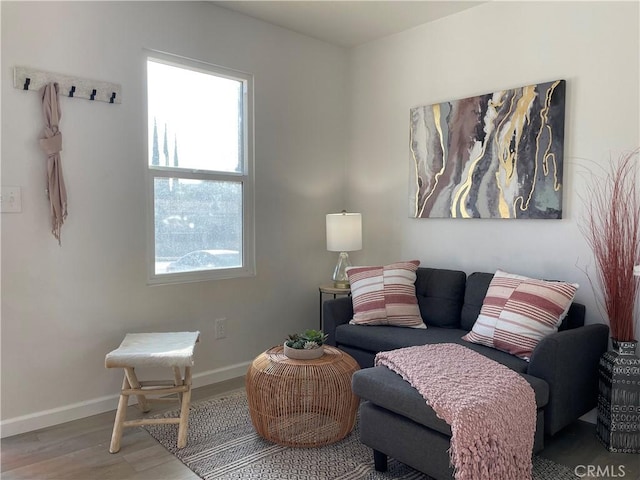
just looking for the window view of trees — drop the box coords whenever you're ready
[150,118,180,167]
[147,57,250,278]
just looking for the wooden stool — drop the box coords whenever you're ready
[105,331,200,453]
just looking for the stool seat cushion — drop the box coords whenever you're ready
[105,331,200,368]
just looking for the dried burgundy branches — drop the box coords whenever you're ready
[580,149,640,341]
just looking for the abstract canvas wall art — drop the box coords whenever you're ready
[409,80,566,219]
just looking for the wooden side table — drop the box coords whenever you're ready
[245,345,359,447]
[319,284,351,329]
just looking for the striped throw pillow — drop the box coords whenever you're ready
[346,260,425,328]
[462,270,578,360]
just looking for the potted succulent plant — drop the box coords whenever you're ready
[284,329,328,360]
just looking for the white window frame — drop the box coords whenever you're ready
[145,51,255,285]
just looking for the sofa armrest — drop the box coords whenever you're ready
[323,296,353,346]
[527,324,609,435]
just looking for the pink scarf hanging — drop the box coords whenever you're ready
[39,82,67,244]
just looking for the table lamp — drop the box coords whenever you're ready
[326,211,362,288]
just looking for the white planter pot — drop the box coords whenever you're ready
[283,343,324,360]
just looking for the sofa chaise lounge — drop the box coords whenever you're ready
[323,267,609,479]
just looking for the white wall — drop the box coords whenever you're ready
[2,0,638,437]
[1,1,348,435]
[347,1,639,327]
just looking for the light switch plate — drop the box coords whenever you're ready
[1,186,22,213]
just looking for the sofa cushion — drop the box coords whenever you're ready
[352,366,549,438]
[347,260,425,328]
[462,270,578,361]
[461,272,585,332]
[415,268,466,328]
[336,325,529,373]
[460,272,494,331]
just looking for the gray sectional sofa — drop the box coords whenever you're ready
[323,267,609,479]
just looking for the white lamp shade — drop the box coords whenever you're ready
[634,265,640,277]
[326,212,362,252]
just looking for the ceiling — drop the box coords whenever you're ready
[211,1,485,48]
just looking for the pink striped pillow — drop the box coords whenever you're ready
[462,270,578,360]
[347,260,425,329]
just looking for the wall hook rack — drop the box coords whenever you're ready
[13,66,122,104]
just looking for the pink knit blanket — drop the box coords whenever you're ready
[375,343,536,480]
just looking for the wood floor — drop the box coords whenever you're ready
[2,377,637,480]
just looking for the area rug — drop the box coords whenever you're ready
[144,390,577,480]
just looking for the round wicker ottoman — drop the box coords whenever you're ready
[245,345,360,447]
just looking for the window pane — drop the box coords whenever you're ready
[147,60,243,173]
[154,178,243,274]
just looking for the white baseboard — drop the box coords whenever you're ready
[0,361,250,439]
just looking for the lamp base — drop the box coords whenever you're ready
[332,252,352,289]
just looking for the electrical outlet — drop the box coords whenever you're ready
[215,318,227,339]
[0,186,22,213]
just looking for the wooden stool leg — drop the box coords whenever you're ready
[177,366,192,448]
[173,366,183,405]
[125,367,150,413]
[109,375,130,454]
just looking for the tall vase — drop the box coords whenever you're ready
[596,339,639,453]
